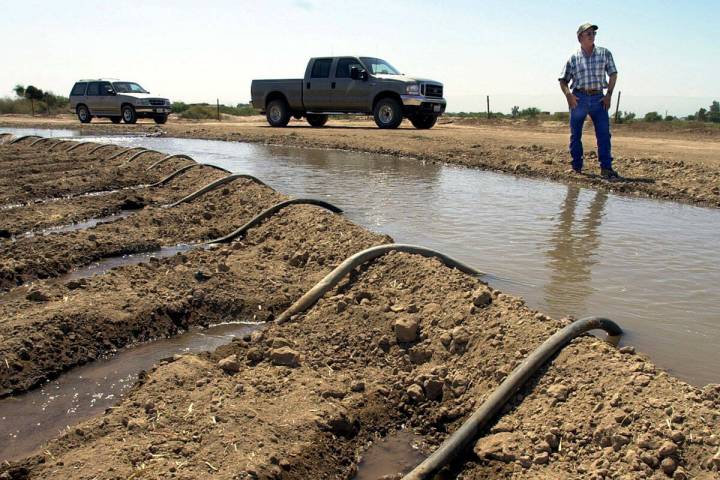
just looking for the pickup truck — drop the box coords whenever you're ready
[250,57,446,129]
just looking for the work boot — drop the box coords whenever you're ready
[601,168,620,180]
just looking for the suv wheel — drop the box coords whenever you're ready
[76,105,92,124]
[409,114,437,129]
[373,97,403,129]
[153,114,168,124]
[266,99,290,127]
[306,114,328,127]
[122,105,138,124]
[110,117,121,124]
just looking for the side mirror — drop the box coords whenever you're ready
[361,70,369,81]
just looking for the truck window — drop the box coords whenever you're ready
[70,82,87,96]
[311,59,333,78]
[335,58,363,78]
[99,81,114,95]
[86,82,101,96]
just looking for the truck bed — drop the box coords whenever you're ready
[250,79,303,111]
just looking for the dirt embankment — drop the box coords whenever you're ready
[2,115,720,208]
[0,135,718,479]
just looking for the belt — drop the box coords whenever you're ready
[575,88,603,95]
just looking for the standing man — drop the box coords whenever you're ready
[559,22,619,179]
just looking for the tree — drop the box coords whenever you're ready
[643,111,662,122]
[709,100,720,123]
[23,85,44,116]
[519,107,540,118]
[13,84,25,98]
[696,107,707,122]
[511,106,519,118]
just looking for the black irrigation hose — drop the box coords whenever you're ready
[105,146,147,161]
[88,144,117,155]
[66,141,95,152]
[165,173,268,208]
[148,163,230,188]
[147,154,196,171]
[403,316,623,480]
[121,149,161,165]
[48,140,73,151]
[207,198,343,244]
[275,244,484,323]
[8,135,41,144]
[29,137,53,147]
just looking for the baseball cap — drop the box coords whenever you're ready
[577,22,598,36]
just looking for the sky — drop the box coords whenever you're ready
[1,0,718,116]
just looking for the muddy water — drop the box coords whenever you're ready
[21,210,136,238]
[60,244,196,282]
[2,130,719,386]
[0,322,261,462]
[354,430,428,479]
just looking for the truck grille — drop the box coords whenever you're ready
[149,99,166,106]
[423,84,443,98]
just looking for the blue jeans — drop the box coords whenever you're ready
[569,91,612,170]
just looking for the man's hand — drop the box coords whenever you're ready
[566,92,578,109]
[602,94,612,110]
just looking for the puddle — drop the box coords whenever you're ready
[20,210,136,238]
[0,321,262,462]
[354,430,428,480]
[60,244,196,282]
[3,128,720,385]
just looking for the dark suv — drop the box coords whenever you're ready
[69,79,171,124]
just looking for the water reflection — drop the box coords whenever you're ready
[545,186,607,315]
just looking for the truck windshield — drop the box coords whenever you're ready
[112,82,149,94]
[359,57,400,75]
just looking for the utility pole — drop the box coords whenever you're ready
[614,91,621,123]
[217,98,221,122]
[486,95,490,119]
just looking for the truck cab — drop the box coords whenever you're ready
[251,56,446,129]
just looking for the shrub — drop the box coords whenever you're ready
[519,107,540,118]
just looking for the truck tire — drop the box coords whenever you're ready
[373,97,403,129]
[266,99,290,127]
[154,114,168,124]
[410,114,437,129]
[76,105,92,124]
[122,105,138,124]
[306,114,328,127]
[110,117,122,124]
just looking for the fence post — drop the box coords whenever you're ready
[614,91,621,123]
[486,95,490,119]
[217,99,220,122]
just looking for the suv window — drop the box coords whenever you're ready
[86,82,100,96]
[335,58,363,78]
[70,82,87,96]
[112,82,148,94]
[99,81,115,95]
[311,59,332,78]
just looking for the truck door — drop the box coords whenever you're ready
[303,58,334,111]
[97,81,118,115]
[332,57,371,112]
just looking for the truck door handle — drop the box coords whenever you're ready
[306,82,311,89]
[331,82,336,89]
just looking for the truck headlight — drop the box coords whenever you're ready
[405,84,420,95]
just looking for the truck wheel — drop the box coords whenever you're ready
[410,114,437,129]
[122,105,138,124]
[153,114,168,124]
[306,114,328,127]
[76,105,92,124]
[266,99,290,127]
[110,117,121,124]
[373,97,403,129]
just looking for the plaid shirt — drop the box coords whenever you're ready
[559,46,617,91]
